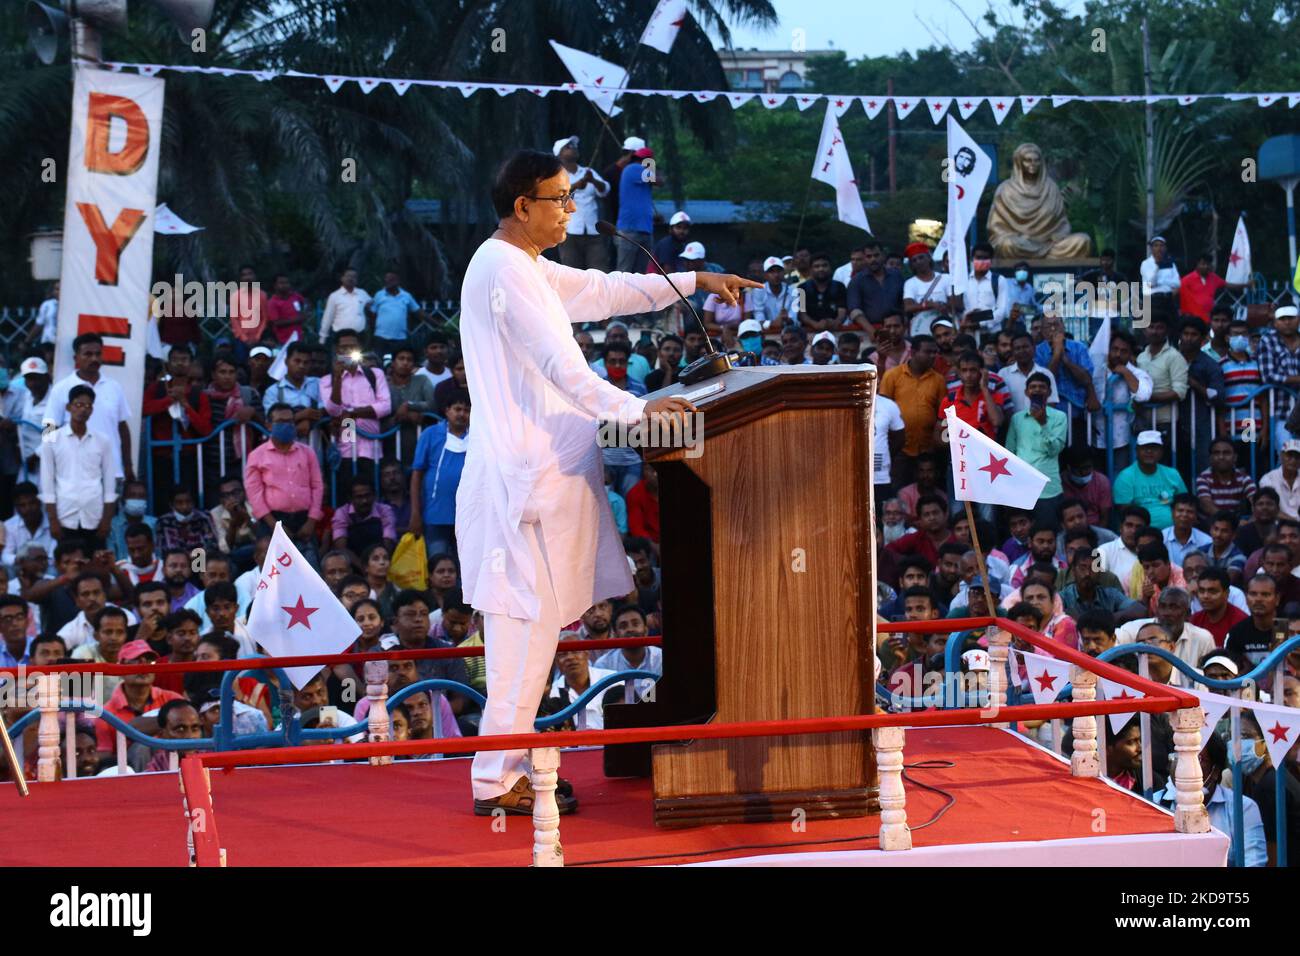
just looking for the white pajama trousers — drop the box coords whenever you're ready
[470,519,564,800]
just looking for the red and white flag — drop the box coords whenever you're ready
[1249,700,1300,771]
[549,41,626,117]
[943,406,1049,507]
[1187,688,1236,750]
[640,0,689,53]
[811,102,871,233]
[1017,649,1072,705]
[1098,676,1146,735]
[1225,214,1252,285]
[247,523,361,689]
[937,115,992,294]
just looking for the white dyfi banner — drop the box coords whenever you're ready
[811,102,871,233]
[549,41,627,117]
[640,0,689,53]
[55,67,164,466]
[936,115,993,294]
[1225,214,1252,285]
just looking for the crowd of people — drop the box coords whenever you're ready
[0,131,1296,863]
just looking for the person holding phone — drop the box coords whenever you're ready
[1005,371,1067,522]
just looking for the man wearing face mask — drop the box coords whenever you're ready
[734,319,779,368]
[994,261,1037,326]
[106,479,156,563]
[961,242,1001,334]
[243,403,325,565]
[1156,730,1266,867]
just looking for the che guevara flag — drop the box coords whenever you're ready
[247,522,360,689]
[944,405,1049,507]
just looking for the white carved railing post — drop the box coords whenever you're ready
[529,747,564,867]
[364,660,392,766]
[985,627,1011,728]
[1171,706,1211,834]
[872,726,912,850]
[1069,665,1100,778]
[36,673,61,783]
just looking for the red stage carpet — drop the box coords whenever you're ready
[0,726,1225,867]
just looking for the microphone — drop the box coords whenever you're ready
[594,220,732,385]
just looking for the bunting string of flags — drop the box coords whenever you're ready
[101,61,1300,123]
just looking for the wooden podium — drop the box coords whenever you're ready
[614,363,880,827]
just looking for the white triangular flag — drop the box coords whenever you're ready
[861,95,887,119]
[640,0,689,53]
[811,103,871,233]
[727,92,756,109]
[138,64,162,77]
[892,96,920,120]
[390,79,412,96]
[267,330,299,383]
[495,85,518,97]
[1017,649,1073,705]
[1178,94,1198,106]
[246,523,361,689]
[1248,700,1300,771]
[1188,688,1235,749]
[1098,676,1146,735]
[1020,95,1041,114]
[358,78,382,94]
[760,93,789,109]
[829,95,854,118]
[253,71,276,83]
[1051,95,1075,109]
[944,406,1049,507]
[459,83,480,98]
[1290,94,1300,109]
[795,94,820,111]
[549,41,627,117]
[989,96,1015,124]
[323,76,347,93]
[153,203,203,236]
[938,116,993,295]
[957,96,984,119]
[1088,315,1112,372]
[1226,215,1252,285]
[693,90,719,103]
[926,97,953,123]
[1258,93,1280,107]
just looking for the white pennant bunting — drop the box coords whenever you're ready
[358,78,382,94]
[795,94,821,111]
[495,85,518,97]
[1016,650,1072,705]
[1097,676,1146,735]
[1020,94,1041,114]
[138,64,162,77]
[459,83,480,98]
[666,90,691,99]
[1257,93,1280,107]
[827,95,853,117]
[253,70,276,83]
[1187,688,1235,748]
[926,97,953,122]
[1289,94,1300,108]
[323,76,347,93]
[726,92,756,109]
[760,93,789,109]
[692,90,718,102]
[390,79,412,95]
[892,96,920,120]
[1178,94,1198,106]
[1249,700,1300,772]
[988,97,1015,124]
[861,95,887,119]
[1050,95,1075,108]
[956,96,983,119]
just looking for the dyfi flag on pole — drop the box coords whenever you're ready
[640,0,689,53]
[247,522,361,689]
[937,115,993,294]
[944,406,1049,507]
[811,102,871,233]
[549,41,627,117]
[1225,214,1252,285]
[267,329,299,382]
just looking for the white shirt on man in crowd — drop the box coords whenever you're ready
[38,424,117,530]
[902,271,952,336]
[550,665,617,730]
[43,372,130,480]
[318,284,371,342]
[563,165,610,236]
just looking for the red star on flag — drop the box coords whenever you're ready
[996,101,1006,110]
[979,454,1012,482]
[1034,670,1058,692]
[835,99,845,107]
[1229,251,1242,265]
[767,97,777,104]
[867,100,877,108]
[1025,97,1036,104]
[963,101,973,108]
[594,76,604,85]
[801,97,811,103]
[1263,96,1273,103]
[1268,721,1292,743]
[899,100,910,108]
[282,595,319,630]
[932,101,941,109]
[1111,688,1134,700]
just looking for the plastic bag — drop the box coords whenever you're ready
[389,532,428,591]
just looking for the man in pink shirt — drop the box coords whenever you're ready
[320,329,392,488]
[244,402,324,564]
[230,264,270,353]
[265,273,309,344]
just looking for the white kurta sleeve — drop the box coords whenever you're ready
[541,258,698,324]
[494,264,648,425]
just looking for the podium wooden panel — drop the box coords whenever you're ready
[621,364,879,827]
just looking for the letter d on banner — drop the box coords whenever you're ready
[55,67,164,471]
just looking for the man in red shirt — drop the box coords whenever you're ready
[938,350,1005,439]
[1190,567,1247,647]
[626,463,660,543]
[265,274,309,344]
[886,494,955,566]
[1178,254,1227,321]
[95,640,184,752]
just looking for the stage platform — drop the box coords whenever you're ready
[0,726,1227,867]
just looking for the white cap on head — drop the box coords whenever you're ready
[762,256,784,271]
[738,318,763,336]
[1201,655,1239,677]
[679,241,706,260]
[552,135,578,156]
[607,319,630,331]
[931,318,955,331]
[249,346,274,359]
[1276,305,1299,319]
[669,211,691,226]
[622,135,646,151]
[811,331,837,347]
[1283,439,1300,455]
[19,357,48,376]
[1136,430,1163,446]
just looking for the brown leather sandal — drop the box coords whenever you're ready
[473,774,578,816]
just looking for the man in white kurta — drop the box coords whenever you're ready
[459,151,755,809]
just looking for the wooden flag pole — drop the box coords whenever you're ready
[0,709,29,796]
[962,498,994,608]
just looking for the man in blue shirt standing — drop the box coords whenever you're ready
[367,270,427,360]
[1035,310,1096,443]
[615,141,658,274]
[409,389,470,560]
